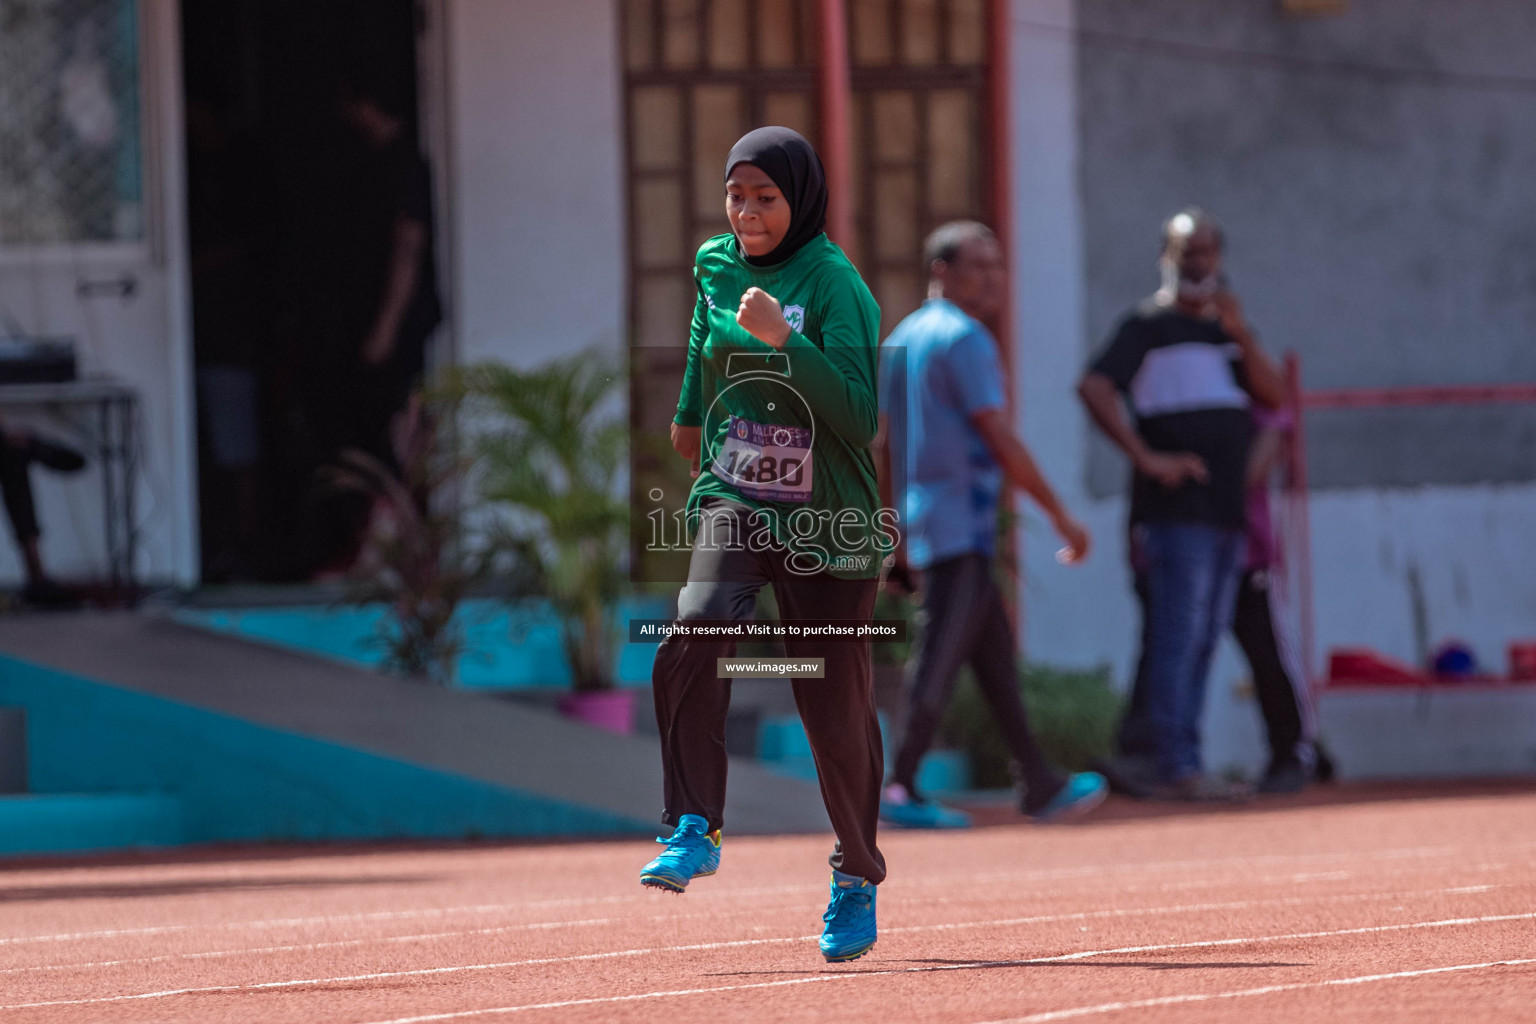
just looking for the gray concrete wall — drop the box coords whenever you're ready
[1073,0,1536,493]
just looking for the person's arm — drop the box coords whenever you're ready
[734,271,879,447]
[1245,421,1288,490]
[970,407,1090,563]
[362,216,427,365]
[1212,291,1285,410]
[671,281,710,477]
[1077,371,1210,489]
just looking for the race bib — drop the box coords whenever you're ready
[710,415,813,503]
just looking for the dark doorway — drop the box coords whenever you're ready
[181,0,437,583]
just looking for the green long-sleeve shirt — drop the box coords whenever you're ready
[674,233,887,579]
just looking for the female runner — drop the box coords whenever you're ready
[641,127,887,963]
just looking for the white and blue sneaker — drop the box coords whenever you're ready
[819,869,877,962]
[1026,772,1108,823]
[640,814,721,893]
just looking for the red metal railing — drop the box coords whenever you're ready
[1282,355,1536,686]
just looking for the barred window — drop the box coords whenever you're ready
[0,0,144,246]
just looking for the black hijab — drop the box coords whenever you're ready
[724,126,828,267]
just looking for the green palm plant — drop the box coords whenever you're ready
[446,353,628,692]
[325,393,479,686]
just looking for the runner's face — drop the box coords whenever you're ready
[937,235,1006,318]
[726,163,792,257]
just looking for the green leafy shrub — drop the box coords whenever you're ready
[326,394,481,686]
[941,663,1123,788]
[443,352,628,692]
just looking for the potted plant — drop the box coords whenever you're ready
[325,393,480,686]
[449,352,634,733]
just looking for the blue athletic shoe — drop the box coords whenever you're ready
[1027,771,1108,823]
[640,814,721,893]
[819,869,877,962]
[879,784,971,829]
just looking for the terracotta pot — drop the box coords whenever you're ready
[558,690,637,735]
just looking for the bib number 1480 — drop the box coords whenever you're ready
[717,449,803,486]
[710,416,814,503]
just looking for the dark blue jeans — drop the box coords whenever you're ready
[1132,522,1246,783]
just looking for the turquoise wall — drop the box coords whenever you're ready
[173,597,668,690]
[0,655,653,842]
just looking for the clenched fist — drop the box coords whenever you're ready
[670,422,701,478]
[736,287,791,349]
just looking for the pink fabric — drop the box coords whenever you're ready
[1246,406,1295,569]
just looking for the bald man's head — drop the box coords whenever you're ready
[1160,208,1224,303]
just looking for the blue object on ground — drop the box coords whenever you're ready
[1432,642,1478,679]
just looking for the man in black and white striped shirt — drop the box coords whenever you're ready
[1078,209,1286,801]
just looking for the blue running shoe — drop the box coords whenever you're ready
[880,784,971,829]
[640,814,721,893]
[819,869,877,962]
[1027,771,1108,823]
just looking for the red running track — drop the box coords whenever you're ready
[0,780,1532,1024]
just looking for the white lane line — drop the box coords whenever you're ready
[0,935,817,1013]
[1,839,1526,949]
[0,905,614,948]
[0,883,1504,979]
[4,905,1531,1015]
[881,884,1502,936]
[0,918,630,977]
[344,915,1536,1024]
[0,884,1499,982]
[980,958,1536,1022]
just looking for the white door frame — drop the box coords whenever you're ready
[146,0,199,585]
[414,0,458,371]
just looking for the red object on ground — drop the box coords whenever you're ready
[1327,647,1425,685]
[1,780,1533,1023]
[1509,641,1536,680]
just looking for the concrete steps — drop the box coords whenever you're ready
[0,613,833,847]
[0,793,185,856]
[0,704,185,856]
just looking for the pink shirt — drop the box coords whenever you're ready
[1246,406,1294,569]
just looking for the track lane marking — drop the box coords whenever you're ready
[978,958,1536,1022]
[3,906,1531,1014]
[0,883,1505,979]
[343,917,1536,1024]
[1,839,1527,948]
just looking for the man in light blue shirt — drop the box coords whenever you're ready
[878,221,1102,827]
[881,298,1008,569]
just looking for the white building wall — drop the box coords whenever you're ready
[1008,0,1536,778]
[1010,0,1141,686]
[443,0,627,370]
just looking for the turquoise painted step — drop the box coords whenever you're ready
[0,657,651,844]
[0,793,185,856]
[173,597,671,691]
